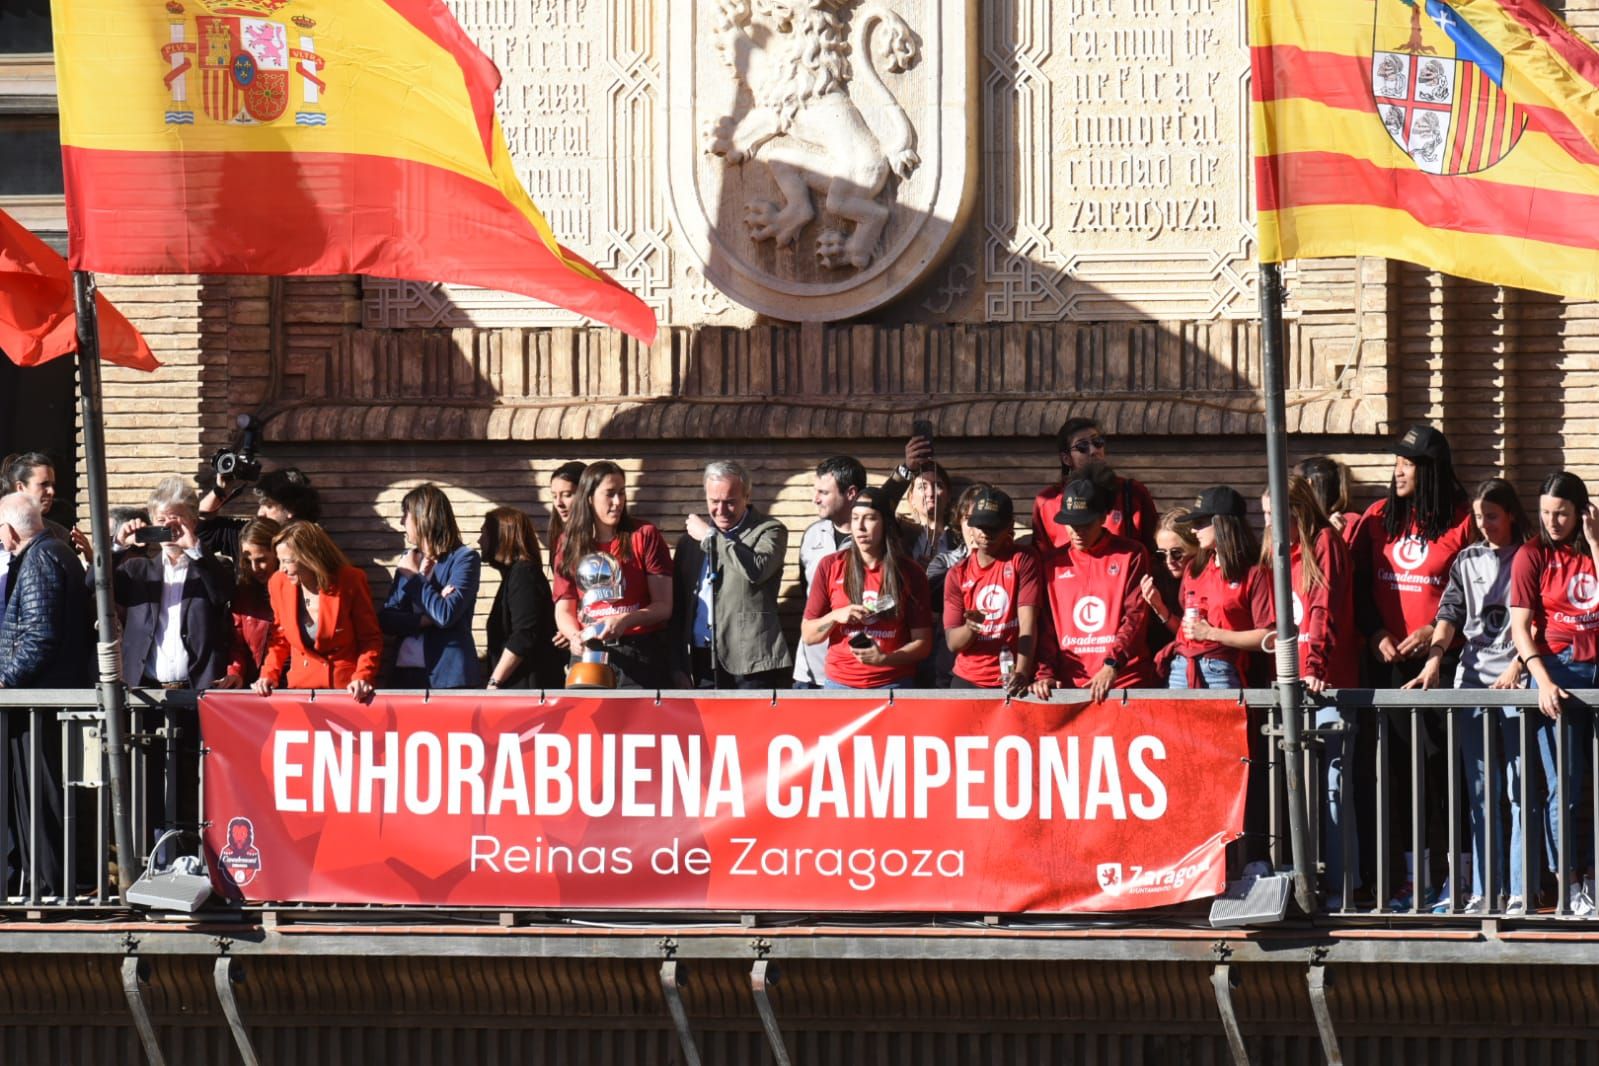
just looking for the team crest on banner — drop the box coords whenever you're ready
[159,1,327,127]
[1372,0,1526,175]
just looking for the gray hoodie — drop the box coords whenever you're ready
[1434,541,1520,688]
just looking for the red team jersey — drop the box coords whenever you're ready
[551,525,674,636]
[1037,531,1154,688]
[1032,476,1158,553]
[803,551,934,688]
[1353,499,1475,639]
[1252,527,1360,687]
[1510,541,1599,662]
[941,548,1045,687]
[1172,557,1272,677]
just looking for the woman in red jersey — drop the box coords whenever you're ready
[551,461,674,689]
[1035,477,1154,701]
[1031,417,1158,554]
[943,488,1046,695]
[1297,456,1362,543]
[1352,424,1473,910]
[1510,471,1599,917]
[1168,487,1269,689]
[215,517,281,687]
[1141,507,1203,647]
[1257,476,1360,905]
[802,487,933,689]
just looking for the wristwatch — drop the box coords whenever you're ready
[1103,656,1122,671]
[894,463,913,481]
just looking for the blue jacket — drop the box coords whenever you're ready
[0,533,91,689]
[379,545,482,688]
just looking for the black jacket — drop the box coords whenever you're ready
[0,534,91,688]
[485,559,564,688]
[114,548,236,689]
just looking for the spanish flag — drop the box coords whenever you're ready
[1,207,158,371]
[1253,0,1599,300]
[49,0,657,343]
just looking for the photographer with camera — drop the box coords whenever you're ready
[193,416,322,558]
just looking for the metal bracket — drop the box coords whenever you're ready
[121,956,167,1066]
[213,956,261,1066]
[1209,954,1251,1066]
[1307,955,1343,1066]
[659,959,703,1066]
[751,959,792,1066]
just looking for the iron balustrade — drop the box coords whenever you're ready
[2,686,1596,921]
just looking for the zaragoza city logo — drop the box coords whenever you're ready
[1371,0,1526,175]
[159,0,327,127]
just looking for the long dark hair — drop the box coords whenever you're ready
[843,504,912,618]
[1296,457,1350,516]
[556,461,638,579]
[401,483,464,558]
[482,506,543,568]
[1210,513,1261,584]
[1537,471,1591,556]
[547,460,586,557]
[1383,436,1467,542]
[1472,478,1530,547]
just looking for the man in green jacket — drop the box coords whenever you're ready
[672,460,793,689]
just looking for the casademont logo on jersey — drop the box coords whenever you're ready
[1073,596,1108,634]
[1392,536,1430,572]
[1568,573,1599,613]
[160,1,328,127]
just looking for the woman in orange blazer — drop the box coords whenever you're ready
[251,521,383,700]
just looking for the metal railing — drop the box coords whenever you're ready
[3,686,1595,921]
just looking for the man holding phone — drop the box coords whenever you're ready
[114,477,236,689]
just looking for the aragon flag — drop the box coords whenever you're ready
[0,207,158,371]
[48,0,657,343]
[1252,0,1599,300]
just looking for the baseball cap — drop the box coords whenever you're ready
[1188,486,1248,522]
[1393,425,1450,463]
[966,488,1015,532]
[1055,479,1107,527]
[851,486,896,520]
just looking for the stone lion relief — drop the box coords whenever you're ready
[666,0,976,321]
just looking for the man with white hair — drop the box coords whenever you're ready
[0,491,89,689]
[671,460,793,688]
[113,477,236,690]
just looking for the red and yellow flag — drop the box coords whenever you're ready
[49,0,656,342]
[1252,0,1599,299]
[0,207,158,371]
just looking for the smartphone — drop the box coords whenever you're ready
[133,526,174,545]
[849,633,874,649]
[911,418,935,443]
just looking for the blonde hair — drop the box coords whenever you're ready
[1259,475,1331,593]
[1158,506,1207,578]
[272,521,350,594]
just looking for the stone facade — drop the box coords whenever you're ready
[51,1,1599,646]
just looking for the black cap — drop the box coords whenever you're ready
[966,488,1015,532]
[1188,486,1247,522]
[1394,424,1450,463]
[1055,479,1107,527]
[852,486,896,520]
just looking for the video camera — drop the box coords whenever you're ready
[210,414,263,484]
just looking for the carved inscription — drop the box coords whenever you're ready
[1061,0,1229,250]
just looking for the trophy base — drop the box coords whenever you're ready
[565,661,619,689]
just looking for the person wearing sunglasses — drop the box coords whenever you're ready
[1141,507,1204,648]
[1031,417,1158,556]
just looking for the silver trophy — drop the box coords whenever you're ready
[566,553,623,688]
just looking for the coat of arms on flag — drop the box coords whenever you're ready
[160,1,327,127]
[1372,0,1526,174]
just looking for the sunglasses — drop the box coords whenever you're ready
[1070,437,1108,454]
[1154,548,1190,562]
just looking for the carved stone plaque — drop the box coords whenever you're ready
[664,0,979,322]
[981,0,1257,320]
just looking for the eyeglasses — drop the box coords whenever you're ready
[1154,548,1191,562]
[1070,437,1108,454]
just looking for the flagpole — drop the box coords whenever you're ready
[1259,261,1316,915]
[72,270,136,899]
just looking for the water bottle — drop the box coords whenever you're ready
[999,646,1015,686]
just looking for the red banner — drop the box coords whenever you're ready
[200,694,1247,912]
